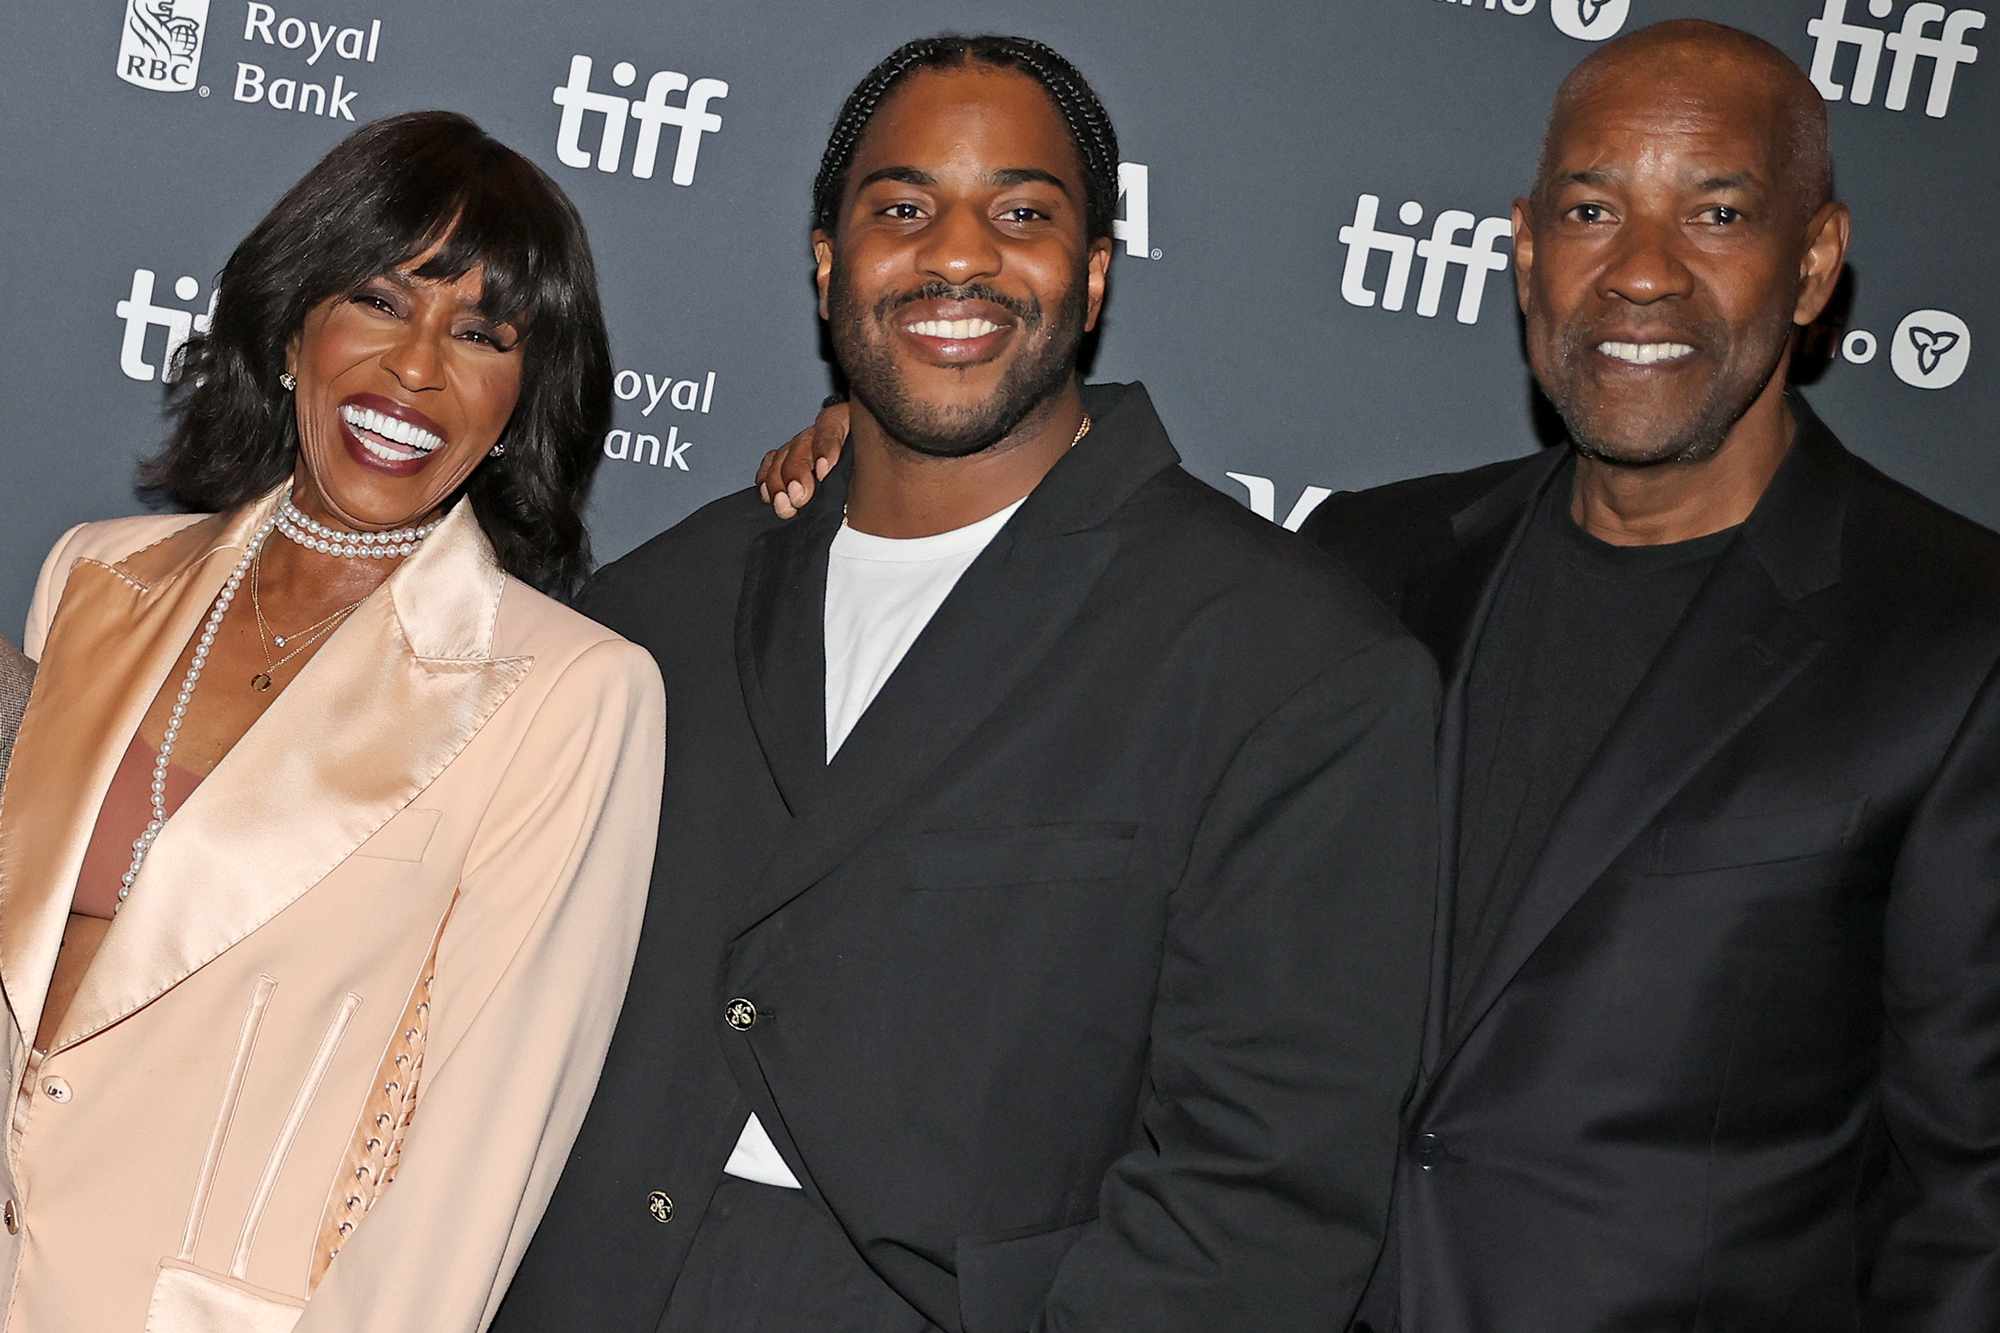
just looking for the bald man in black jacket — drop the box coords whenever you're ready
[1307,21,2000,1333]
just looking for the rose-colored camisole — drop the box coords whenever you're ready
[36,736,201,1050]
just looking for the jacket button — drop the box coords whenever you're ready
[41,1077,71,1104]
[1413,1131,1442,1170]
[724,998,758,1032]
[647,1191,674,1224]
[3,1200,17,1234]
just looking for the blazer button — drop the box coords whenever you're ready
[723,998,758,1032]
[1413,1131,1442,1171]
[647,1191,674,1224]
[3,1200,17,1234]
[41,1077,71,1104]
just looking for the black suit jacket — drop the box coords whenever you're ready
[1304,399,2000,1332]
[499,383,1439,1332]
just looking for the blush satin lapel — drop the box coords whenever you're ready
[1439,542,1826,1063]
[46,502,529,1053]
[728,520,1114,939]
[0,515,228,1050]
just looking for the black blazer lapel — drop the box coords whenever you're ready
[763,522,1115,924]
[1440,408,1851,1062]
[736,493,843,817]
[1415,449,1569,684]
[1410,449,1566,1074]
[727,382,1173,940]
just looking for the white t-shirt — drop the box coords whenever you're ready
[723,498,1026,1190]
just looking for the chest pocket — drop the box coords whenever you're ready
[902,822,1138,891]
[1638,798,1865,875]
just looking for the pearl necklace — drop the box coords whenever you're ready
[276,498,441,560]
[119,511,278,912]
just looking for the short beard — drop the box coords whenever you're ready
[1540,313,1787,468]
[828,268,1087,458]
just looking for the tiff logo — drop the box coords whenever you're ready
[1807,0,1984,118]
[1226,473,1331,531]
[1337,193,1513,325]
[553,54,728,185]
[116,269,215,382]
[1114,162,1154,259]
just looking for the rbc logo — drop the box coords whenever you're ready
[1890,309,1972,389]
[553,54,728,186]
[1807,0,1985,118]
[116,0,210,92]
[1337,193,1513,326]
[115,269,215,383]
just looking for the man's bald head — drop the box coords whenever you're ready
[1534,19,1832,220]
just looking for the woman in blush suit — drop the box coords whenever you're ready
[0,112,663,1331]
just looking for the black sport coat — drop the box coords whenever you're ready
[1304,398,2000,1332]
[497,383,1439,1332]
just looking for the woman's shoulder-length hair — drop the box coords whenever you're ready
[142,110,613,600]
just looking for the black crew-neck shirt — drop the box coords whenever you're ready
[1451,462,1740,1017]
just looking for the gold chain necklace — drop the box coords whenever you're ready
[843,412,1092,522]
[248,547,365,692]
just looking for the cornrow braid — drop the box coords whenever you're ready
[812,33,1121,240]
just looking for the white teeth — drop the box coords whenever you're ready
[907,318,1003,340]
[358,437,422,463]
[340,403,442,452]
[1597,340,1695,365]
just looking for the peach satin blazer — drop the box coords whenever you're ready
[0,493,664,1331]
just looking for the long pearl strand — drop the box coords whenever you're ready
[118,511,279,912]
[277,498,441,560]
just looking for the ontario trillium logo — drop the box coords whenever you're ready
[1909,326,1960,377]
[1551,0,1630,41]
[117,0,210,92]
[1891,310,1972,389]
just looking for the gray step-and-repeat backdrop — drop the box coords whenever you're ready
[2,0,1991,634]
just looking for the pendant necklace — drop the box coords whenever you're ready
[248,546,364,692]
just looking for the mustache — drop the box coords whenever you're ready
[1558,313,1728,356]
[874,281,1040,326]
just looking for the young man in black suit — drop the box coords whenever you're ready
[1308,22,2000,1332]
[497,35,1438,1333]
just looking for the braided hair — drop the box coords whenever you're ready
[812,34,1120,240]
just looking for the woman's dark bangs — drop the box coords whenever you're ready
[408,160,548,333]
[298,172,463,318]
